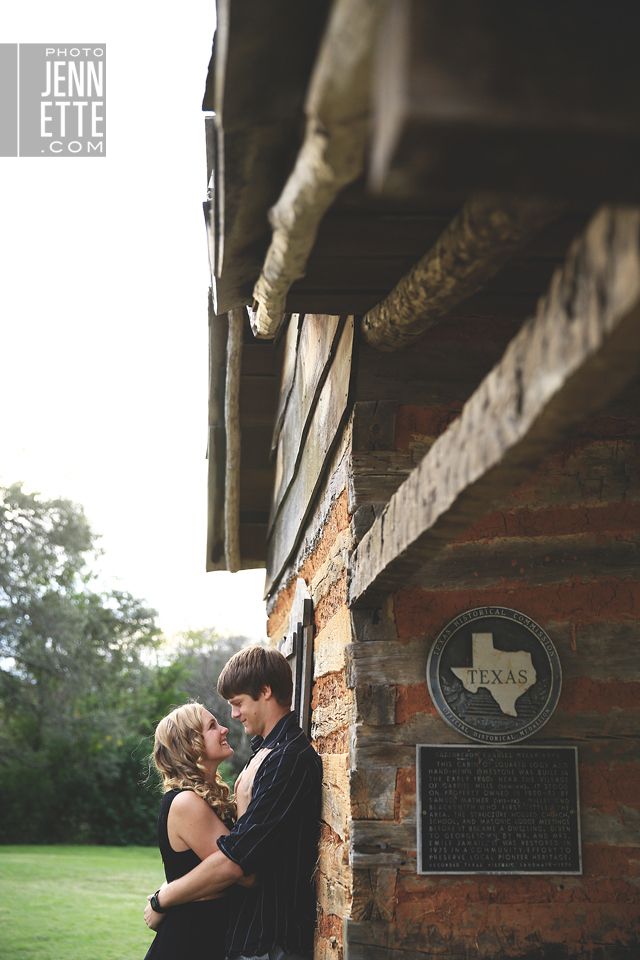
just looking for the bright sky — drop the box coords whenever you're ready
[1,2,269,640]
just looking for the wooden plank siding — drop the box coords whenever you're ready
[269,314,343,532]
[265,316,355,594]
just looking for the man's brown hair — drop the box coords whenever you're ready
[217,645,293,707]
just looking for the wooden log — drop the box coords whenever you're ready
[204,1,330,314]
[206,299,228,571]
[290,255,420,292]
[350,819,416,868]
[349,206,640,606]
[348,623,640,686]
[349,809,640,872]
[266,421,352,605]
[350,503,388,546]
[353,711,640,752]
[350,602,398,643]
[346,639,429,688]
[269,314,343,532]
[311,212,451,258]
[351,867,397,922]
[270,314,300,452]
[344,919,428,960]
[353,334,521,407]
[352,401,398,453]
[238,375,279,425]
[317,869,351,920]
[224,308,244,572]
[354,684,396,726]
[361,194,562,352]
[318,831,350,886]
[582,806,640,847]
[406,535,640,593]
[370,0,640,205]
[250,0,390,338]
[266,318,354,592]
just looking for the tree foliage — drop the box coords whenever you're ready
[0,485,178,843]
[0,484,260,845]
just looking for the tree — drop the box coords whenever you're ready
[0,484,264,843]
[0,483,170,843]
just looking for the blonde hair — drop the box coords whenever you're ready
[153,702,236,826]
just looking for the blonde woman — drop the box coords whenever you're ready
[143,702,256,960]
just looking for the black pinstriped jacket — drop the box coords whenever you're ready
[217,712,323,958]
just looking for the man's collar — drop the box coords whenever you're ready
[250,711,296,753]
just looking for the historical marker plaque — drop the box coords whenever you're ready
[417,745,581,875]
[427,607,562,743]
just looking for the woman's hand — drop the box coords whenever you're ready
[234,747,272,817]
[144,898,165,931]
[235,872,259,888]
[144,882,168,930]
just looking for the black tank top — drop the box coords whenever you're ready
[157,789,202,881]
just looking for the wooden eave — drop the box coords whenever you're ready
[348,206,640,606]
[206,0,640,581]
[207,305,281,572]
[203,0,330,316]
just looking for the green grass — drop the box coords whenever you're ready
[0,846,164,960]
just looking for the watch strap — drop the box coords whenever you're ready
[150,890,167,913]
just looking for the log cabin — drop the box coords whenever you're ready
[203,3,640,958]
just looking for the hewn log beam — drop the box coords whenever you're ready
[370,0,640,205]
[224,308,244,572]
[204,1,330,315]
[348,206,640,606]
[206,293,228,571]
[250,0,390,339]
[361,194,562,352]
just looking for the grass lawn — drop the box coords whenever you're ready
[0,845,164,960]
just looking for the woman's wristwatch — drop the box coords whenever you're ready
[150,889,167,913]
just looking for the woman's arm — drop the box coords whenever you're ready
[167,790,230,861]
[144,793,232,930]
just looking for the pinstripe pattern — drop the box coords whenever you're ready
[217,712,322,958]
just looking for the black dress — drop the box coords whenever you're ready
[144,789,229,960]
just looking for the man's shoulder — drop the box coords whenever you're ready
[265,727,322,777]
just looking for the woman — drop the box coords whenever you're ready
[143,701,256,960]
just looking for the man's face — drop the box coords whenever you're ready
[228,688,270,738]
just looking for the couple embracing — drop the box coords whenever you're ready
[144,645,322,960]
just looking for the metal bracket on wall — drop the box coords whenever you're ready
[277,578,314,736]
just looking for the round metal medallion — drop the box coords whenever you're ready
[427,607,562,744]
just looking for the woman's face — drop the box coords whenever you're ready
[201,708,234,765]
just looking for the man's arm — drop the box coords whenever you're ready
[144,849,248,930]
[159,848,243,907]
[217,746,315,871]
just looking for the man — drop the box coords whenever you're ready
[146,645,323,960]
